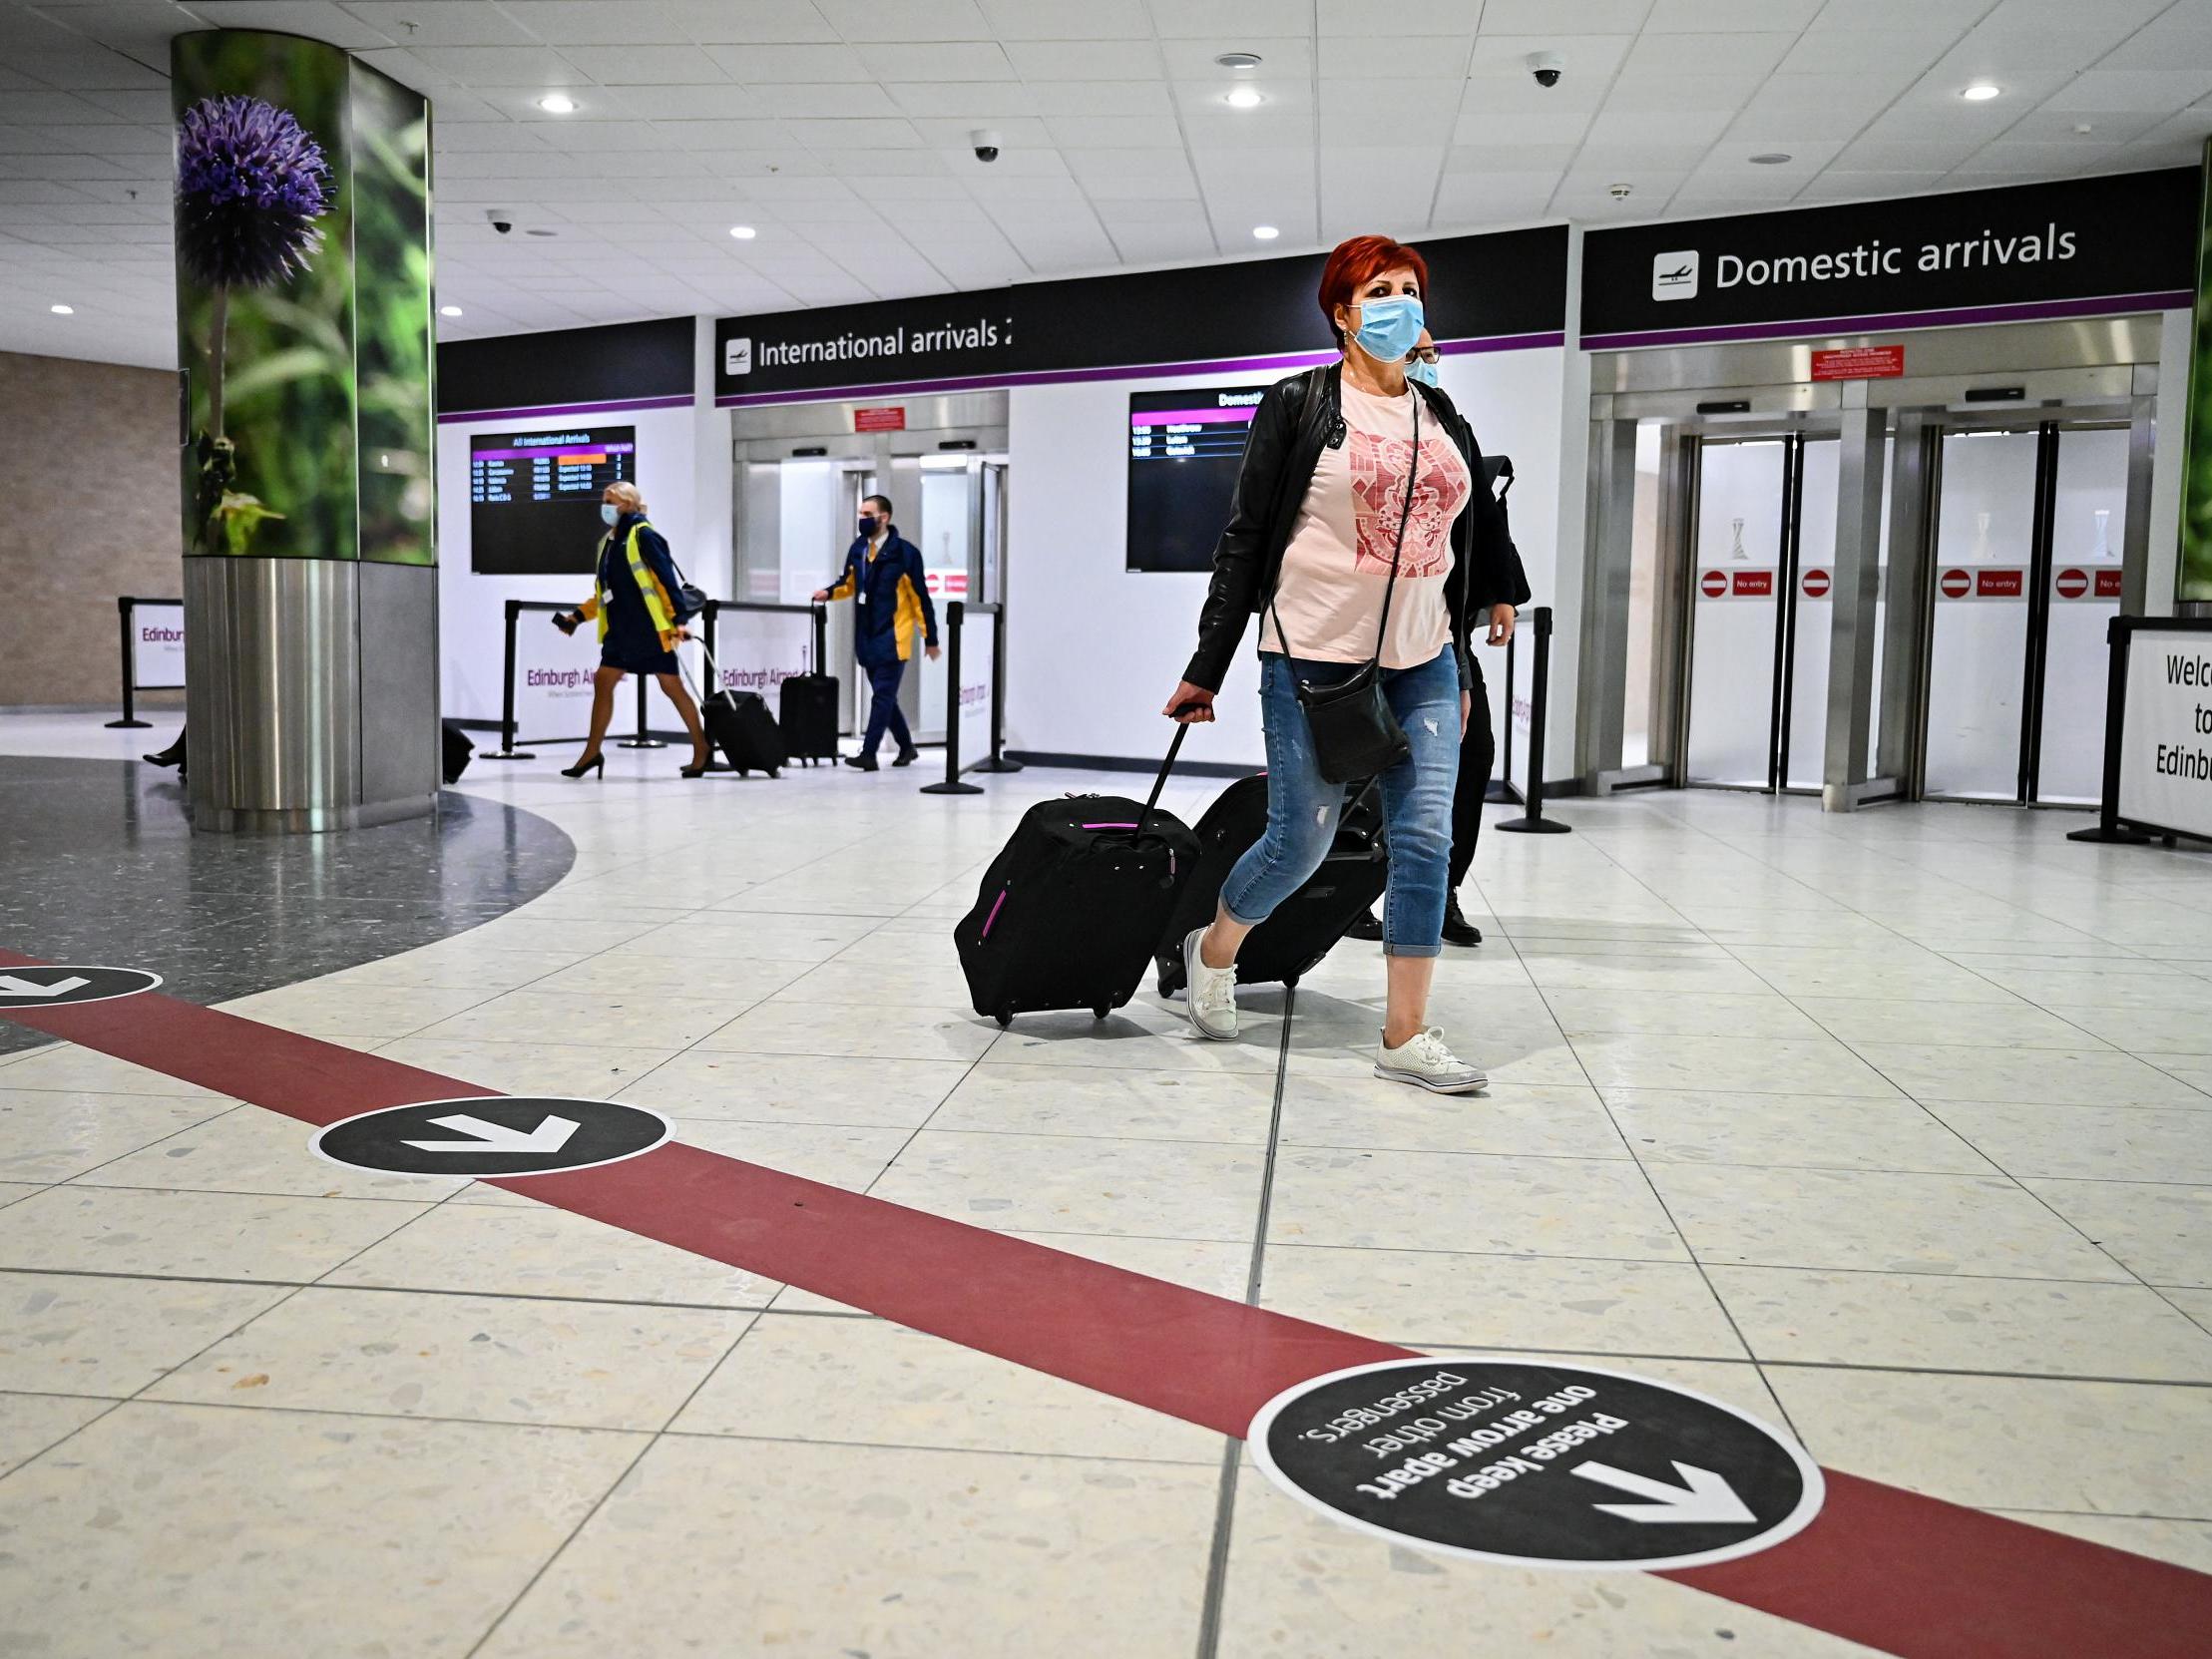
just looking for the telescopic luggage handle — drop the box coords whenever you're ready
[1136,722,1189,837]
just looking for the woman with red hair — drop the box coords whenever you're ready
[1162,234,1530,1093]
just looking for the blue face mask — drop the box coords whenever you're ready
[1408,357,1441,388]
[600,504,620,526]
[1352,293,1424,364]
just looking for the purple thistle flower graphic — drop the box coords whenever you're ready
[175,95,331,290]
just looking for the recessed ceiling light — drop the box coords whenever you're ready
[1225,87,1263,109]
[729,224,756,239]
[537,93,578,114]
[1961,83,2000,102]
[1214,52,1262,71]
[1750,152,1792,165]
[1252,224,1279,240]
[439,304,462,317]
[48,303,73,314]
[2075,122,2094,135]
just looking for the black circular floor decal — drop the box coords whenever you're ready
[312,1096,670,1178]
[0,966,162,1010]
[1248,1357,1823,1571]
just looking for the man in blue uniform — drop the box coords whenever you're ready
[814,494,941,771]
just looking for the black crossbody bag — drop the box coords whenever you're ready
[1263,393,1423,785]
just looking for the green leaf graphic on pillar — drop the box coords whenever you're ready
[176,93,335,555]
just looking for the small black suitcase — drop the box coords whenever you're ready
[779,671,840,765]
[441,721,474,785]
[956,731,1200,1028]
[694,645,785,777]
[1153,775,1386,997]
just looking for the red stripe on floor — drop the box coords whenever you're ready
[5,948,2209,1659]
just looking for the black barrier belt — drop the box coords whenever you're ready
[108,595,183,731]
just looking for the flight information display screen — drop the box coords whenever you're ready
[469,427,637,575]
[1126,386,1269,573]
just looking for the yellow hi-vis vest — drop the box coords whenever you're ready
[586,519,679,649]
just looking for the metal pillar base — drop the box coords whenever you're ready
[2066,823,2157,845]
[921,780,985,795]
[1496,816,1572,834]
[972,756,1024,773]
[479,749,537,761]
[105,718,153,729]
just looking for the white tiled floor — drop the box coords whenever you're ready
[2,715,2210,1655]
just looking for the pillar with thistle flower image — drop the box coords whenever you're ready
[172,31,438,832]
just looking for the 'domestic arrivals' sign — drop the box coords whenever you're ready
[1582,169,2197,347]
[1248,1358,1824,1571]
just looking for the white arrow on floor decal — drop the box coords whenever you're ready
[401,1113,580,1155]
[1571,1460,1756,1524]
[0,975,91,999]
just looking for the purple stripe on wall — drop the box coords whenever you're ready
[436,393,694,425]
[714,330,1567,408]
[1581,290,2195,352]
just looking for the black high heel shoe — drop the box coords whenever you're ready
[679,752,711,778]
[561,754,604,779]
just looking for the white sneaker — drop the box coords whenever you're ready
[1182,928,1238,1040]
[1374,1028,1487,1094]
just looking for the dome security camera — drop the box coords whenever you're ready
[1528,51,1564,89]
[487,208,513,234]
[970,128,1002,164]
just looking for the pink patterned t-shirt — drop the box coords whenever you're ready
[1258,379,1472,669]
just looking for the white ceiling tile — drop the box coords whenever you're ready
[1066,148,1200,199]
[1957,140,2127,173]
[1646,0,1823,27]
[1698,139,1845,172]
[704,42,868,80]
[495,2,695,44]
[822,148,956,177]
[435,122,557,154]
[1316,0,1487,31]
[342,1,537,46]
[196,1,394,49]
[1999,108,2164,144]
[977,0,1149,39]
[69,89,175,122]
[607,87,761,121]
[846,174,972,201]
[2044,71,2212,114]
[1317,34,1475,78]
[1585,109,1733,147]
[1003,40,1163,80]
[407,46,594,87]
[856,41,1017,80]
[1934,28,2148,77]
[1444,142,1582,171]
[1575,141,1724,171]
[1806,0,1987,32]
[778,117,926,149]
[1144,0,1314,40]
[1624,32,1798,77]
[1454,108,1595,146]
[1153,37,1314,79]
[656,118,793,150]
[572,46,734,86]
[1046,114,1175,148]
[1022,81,1175,117]
[908,115,1053,147]
[886,82,1038,118]
[1775,30,1969,77]
[815,0,994,42]
[1980,0,2165,29]
[537,121,674,153]
[1793,169,1950,201]
[1468,33,1632,79]
[1480,0,1649,31]
[1834,136,1987,171]
[1602,74,1769,115]
[746,83,904,117]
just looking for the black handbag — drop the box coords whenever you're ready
[1265,394,1424,786]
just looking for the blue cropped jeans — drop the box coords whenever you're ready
[1220,647,1462,958]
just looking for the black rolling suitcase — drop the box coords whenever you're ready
[692,644,785,777]
[779,671,840,766]
[956,730,1200,1028]
[1154,775,1386,997]
[441,721,474,785]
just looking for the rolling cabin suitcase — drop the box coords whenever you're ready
[441,720,475,785]
[956,729,1200,1028]
[1153,775,1387,997]
[692,644,786,778]
[779,670,840,766]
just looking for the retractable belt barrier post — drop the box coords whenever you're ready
[107,595,184,730]
[1497,606,1571,836]
[921,602,1018,795]
[1488,627,1523,805]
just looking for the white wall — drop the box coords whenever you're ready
[436,399,711,724]
[1005,347,1571,772]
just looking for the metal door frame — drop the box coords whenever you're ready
[1912,400,2150,805]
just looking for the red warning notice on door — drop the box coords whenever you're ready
[2097,568,2122,598]
[1733,570,1775,598]
[853,405,906,432]
[2052,568,2125,601]
[1810,345,1905,381]
[1978,568,2024,598]
[1940,569,1972,599]
[1699,570,1727,599]
[2055,568,2088,600]
[1802,568,1832,599]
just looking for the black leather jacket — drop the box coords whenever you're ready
[1181,361,1533,694]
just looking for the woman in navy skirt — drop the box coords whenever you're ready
[551,482,710,778]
